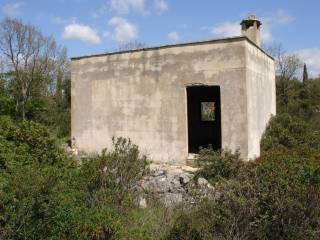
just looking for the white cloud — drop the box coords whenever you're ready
[2,2,24,17]
[109,0,130,14]
[209,20,274,44]
[210,21,240,38]
[51,16,77,25]
[209,10,293,45]
[102,31,111,38]
[260,9,294,44]
[108,17,138,44]
[109,0,148,15]
[93,0,167,17]
[129,0,148,14]
[261,23,273,44]
[62,23,101,44]
[276,10,294,24]
[264,9,294,25]
[168,31,179,42]
[154,0,168,14]
[295,48,320,77]
[91,4,108,18]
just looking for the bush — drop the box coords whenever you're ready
[166,147,320,240]
[25,96,71,138]
[0,119,151,239]
[165,212,202,240]
[261,113,320,151]
[52,137,149,239]
[0,116,67,169]
[195,147,242,184]
[124,203,177,240]
[246,148,320,239]
[82,137,149,193]
[167,183,260,240]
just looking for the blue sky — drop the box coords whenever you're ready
[1,0,320,75]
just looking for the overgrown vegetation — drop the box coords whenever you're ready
[1,18,320,239]
[0,117,150,239]
[169,147,320,239]
[195,148,242,184]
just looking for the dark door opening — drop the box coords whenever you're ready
[187,86,221,153]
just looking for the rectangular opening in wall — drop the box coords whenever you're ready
[187,86,221,153]
[201,102,215,121]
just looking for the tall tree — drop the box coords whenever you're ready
[303,63,308,84]
[265,43,303,109]
[0,18,67,119]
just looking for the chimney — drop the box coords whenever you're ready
[240,15,262,47]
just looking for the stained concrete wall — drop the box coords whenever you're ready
[71,37,275,165]
[245,41,276,159]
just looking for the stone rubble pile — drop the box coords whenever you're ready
[137,164,217,207]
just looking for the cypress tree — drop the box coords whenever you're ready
[303,63,308,84]
[300,63,311,118]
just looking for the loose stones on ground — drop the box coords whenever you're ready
[138,164,216,207]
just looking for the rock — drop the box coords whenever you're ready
[169,176,184,192]
[197,177,209,186]
[179,173,191,185]
[207,183,215,190]
[181,165,198,173]
[142,176,171,193]
[135,164,217,208]
[139,197,147,208]
[163,193,183,207]
[151,169,166,177]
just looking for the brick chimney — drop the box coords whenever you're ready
[240,15,262,47]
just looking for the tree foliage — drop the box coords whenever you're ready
[0,18,68,120]
[0,18,70,139]
[0,118,149,239]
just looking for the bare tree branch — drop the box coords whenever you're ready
[0,18,68,119]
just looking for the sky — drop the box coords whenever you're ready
[1,0,320,76]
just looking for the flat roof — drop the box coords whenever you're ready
[71,36,274,61]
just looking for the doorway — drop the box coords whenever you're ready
[187,86,221,153]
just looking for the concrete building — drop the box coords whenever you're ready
[71,15,276,165]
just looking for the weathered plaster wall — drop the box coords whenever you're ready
[245,41,276,159]
[71,38,273,165]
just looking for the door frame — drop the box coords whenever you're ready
[185,84,222,154]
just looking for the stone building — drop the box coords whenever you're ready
[71,15,276,165]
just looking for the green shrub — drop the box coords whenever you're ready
[124,203,177,240]
[246,148,320,239]
[82,137,149,193]
[167,147,320,240]
[261,113,320,151]
[165,212,202,240]
[0,122,150,240]
[0,116,67,169]
[167,182,261,240]
[52,137,149,239]
[195,147,242,184]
